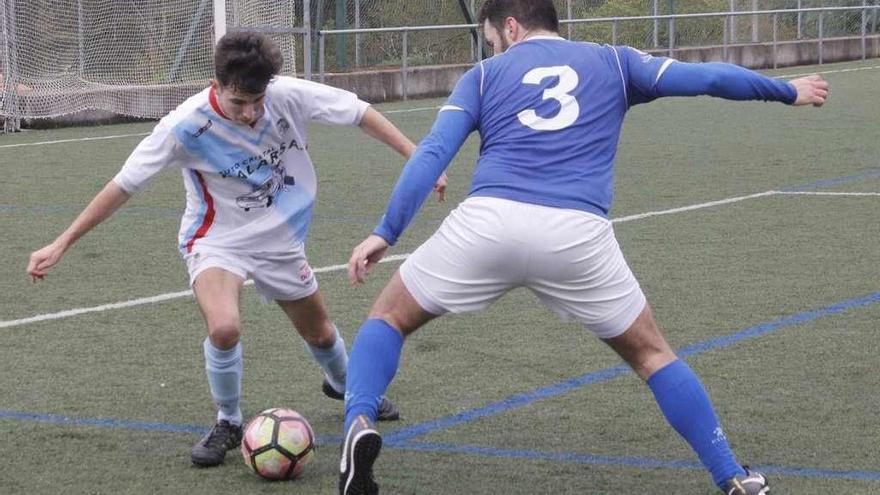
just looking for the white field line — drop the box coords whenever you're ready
[0,132,150,149]
[612,191,777,223]
[1,193,789,329]
[774,190,880,197]
[775,64,880,79]
[3,188,873,329]
[3,63,878,150]
[0,253,412,330]
[384,106,442,114]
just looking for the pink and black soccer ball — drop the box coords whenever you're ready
[241,408,316,480]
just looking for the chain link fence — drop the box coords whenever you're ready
[317,0,879,71]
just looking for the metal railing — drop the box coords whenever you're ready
[318,23,482,99]
[317,5,880,99]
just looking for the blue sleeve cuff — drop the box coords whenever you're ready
[372,221,399,246]
[372,109,476,246]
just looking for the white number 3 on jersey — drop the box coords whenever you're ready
[517,65,580,131]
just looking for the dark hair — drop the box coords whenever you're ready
[477,0,559,34]
[213,31,284,94]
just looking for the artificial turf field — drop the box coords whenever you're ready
[1,59,878,494]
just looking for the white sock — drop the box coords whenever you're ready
[305,325,348,393]
[203,338,243,425]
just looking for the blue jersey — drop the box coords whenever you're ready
[372,37,795,245]
[447,37,667,217]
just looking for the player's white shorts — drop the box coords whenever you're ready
[400,196,646,339]
[184,244,318,301]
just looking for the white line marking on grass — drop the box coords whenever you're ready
[776,65,880,79]
[0,289,196,329]
[384,106,441,114]
[0,254,412,330]
[775,191,880,197]
[1,194,786,330]
[0,132,150,149]
[612,191,778,223]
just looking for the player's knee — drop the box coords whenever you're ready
[207,320,241,349]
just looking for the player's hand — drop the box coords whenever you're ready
[433,172,448,203]
[348,234,391,286]
[789,75,829,107]
[27,241,66,282]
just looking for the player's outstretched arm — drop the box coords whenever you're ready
[358,107,447,202]
[652,61,829,106]
[27,180,131,282]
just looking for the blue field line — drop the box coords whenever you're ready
[382,364,630,444]
[383,290,880,444]
[3,409,877,483]
[0,410,208,434]
[1,295,878,483]
[676,291,880,358]
[782,168,880,192]
[0,409,345,445]
[389,441,880,482]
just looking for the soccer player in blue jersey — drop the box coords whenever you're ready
[26,31,447,469]
[338,1,828,494]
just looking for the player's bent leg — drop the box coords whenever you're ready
[346,271,437,428]
[603,303,755,491]
[367,270,439,336]
[277,289,336,347]
[191,267,246,466]
[277,291,401,421]
[278,291,347,392]
[340,272,436,494]
[601,303,676,380]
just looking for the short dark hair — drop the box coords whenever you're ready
[213,31,284,94]
[477,0,559,34]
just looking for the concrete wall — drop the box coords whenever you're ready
[667,35,880,69]
[18,35,879,128]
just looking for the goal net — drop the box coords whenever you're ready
[0,0,301,131]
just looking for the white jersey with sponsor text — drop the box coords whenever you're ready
[113,76,369,254]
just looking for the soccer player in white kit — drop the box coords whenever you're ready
[338,1,829,494]
[26,31,446,468]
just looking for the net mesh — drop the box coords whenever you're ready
[225,0,300,75]
[0,0,300,127]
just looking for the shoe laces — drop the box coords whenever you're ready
[204,421,234,449]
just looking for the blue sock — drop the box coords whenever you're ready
[647,359,745,488]
[305,324,348,394]
[203,338,243,426]
[344,319,403,433]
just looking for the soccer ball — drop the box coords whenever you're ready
[241,408,316,480]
